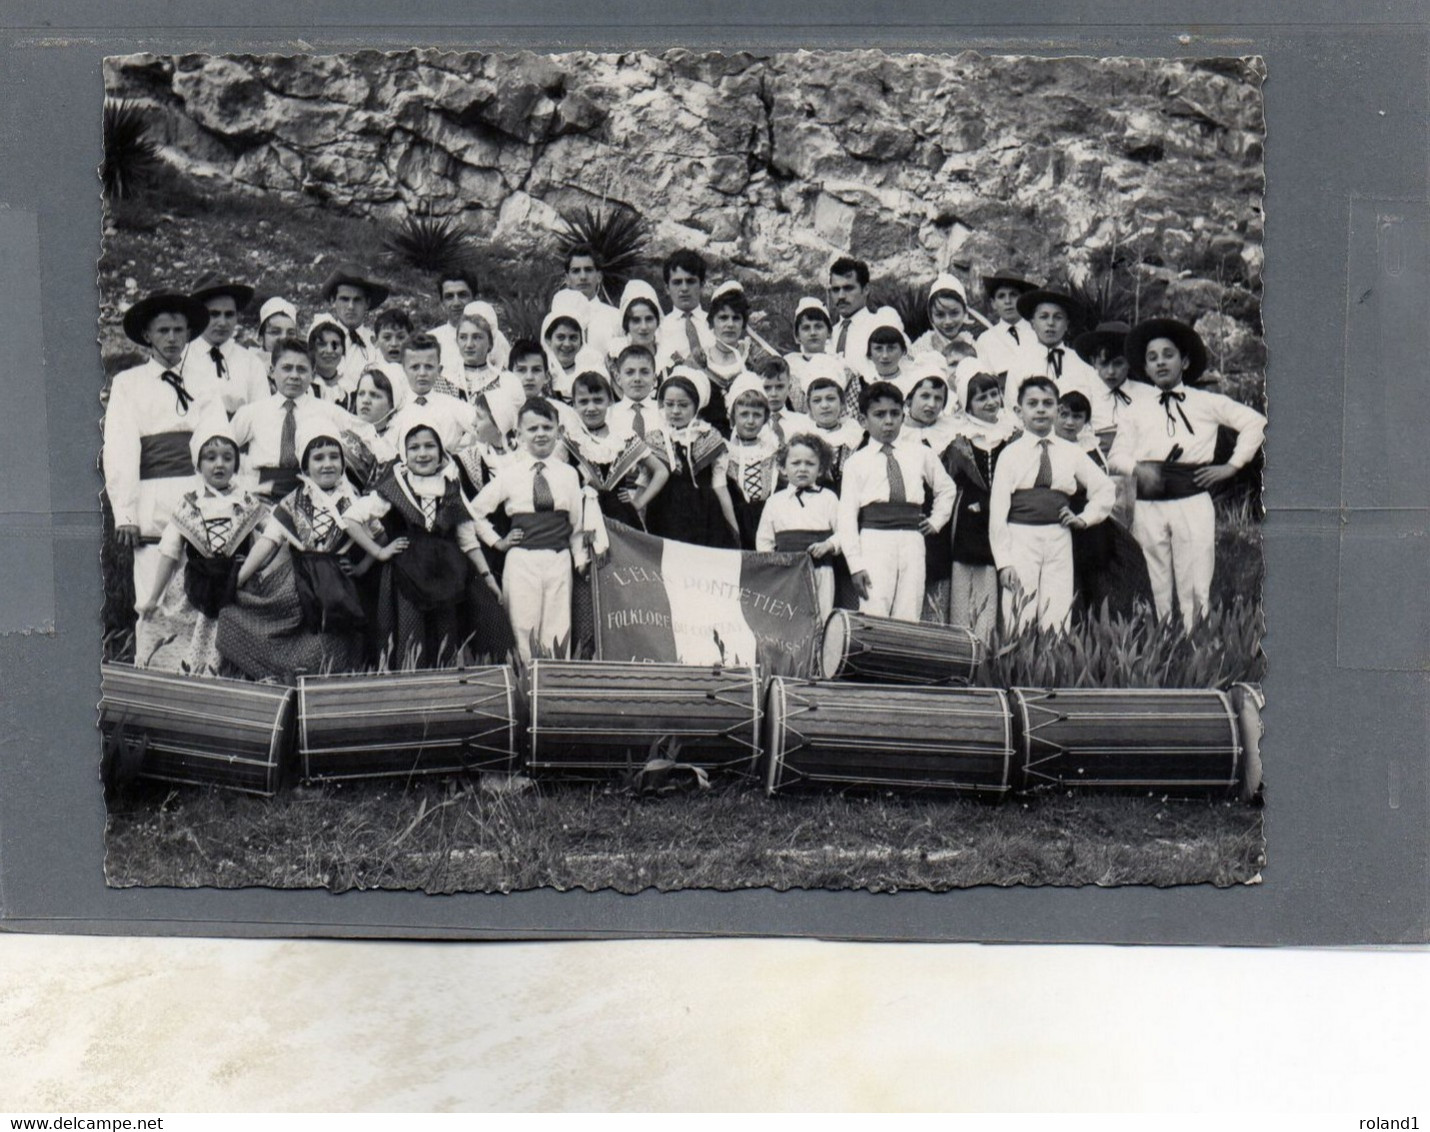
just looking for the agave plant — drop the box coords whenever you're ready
[101,99,162,200]
[383,212,477,276]
[1067,271,1141,330]
[877,280,932,343]
[554,205,651,301]
[500,288,551,345]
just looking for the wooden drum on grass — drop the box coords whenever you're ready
[819,610,984,685]
[526,660,762,776]
[297,666,518,781]
[98,662,294,796]
[764,678,1015,796]
[1009,687,1262,800]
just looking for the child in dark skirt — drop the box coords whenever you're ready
[1054,390,1152,620]
[723,373,783,549]
[342,419,510,668]
[138,424,267,676]
[642,369,740,548]
[220,426,368,681]
[564,370,669,531]
[945,372,1019,640]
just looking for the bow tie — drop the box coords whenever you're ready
[1046,347,1064,378]
[1159,388,1194,434]
[159,369,194,414]
[1111,386,1132,406]
[794,485,823,506]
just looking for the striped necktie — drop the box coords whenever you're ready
[279,399,298,469]
[882,443,906,503]
[1034,438,1053,489]
[533,461,555,511]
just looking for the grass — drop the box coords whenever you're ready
[105,776,1263,893]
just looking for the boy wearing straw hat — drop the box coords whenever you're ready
[104,291,225,662]
[179,276,270,415]
[321,263,390,389]
[1107,318,1266,624]
[1006,286,1100,403]
[974,267,1037,378]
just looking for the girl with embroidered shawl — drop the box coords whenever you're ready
[137,423,267,676]
[564,370,669,531]
[722,373,783,550]
[340,367,401,493]
[342,418,511,669]
[218,425,368,682]
[214,423,368,680]
[642,369,740,549]
[945,372,1021,641]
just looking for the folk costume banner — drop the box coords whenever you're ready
[593,521,820,676]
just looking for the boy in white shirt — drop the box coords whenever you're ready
[974,268,1036,377]
[180,276,270,415]
[1107,318,1266,624]
[469,398,606,663]
[836,381,956,622]
[384,333,477,454]
[990,376,1116,632]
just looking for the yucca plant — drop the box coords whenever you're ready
[1068,271,1141,331]
[500,288,551,344]
[383,212,477,276]
[877,280,932,343]
[554,205,650,301]
[101,98,162,200]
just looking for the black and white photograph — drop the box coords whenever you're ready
[96,48,1268,894]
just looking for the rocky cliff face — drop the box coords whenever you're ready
[105,50,1265,373]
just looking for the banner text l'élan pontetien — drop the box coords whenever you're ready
[592,521,820,676]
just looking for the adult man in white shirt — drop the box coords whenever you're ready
[827,255,880,364]
[179,276,270,415]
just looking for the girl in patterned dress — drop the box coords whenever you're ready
[342,419,510,669]
[642,370,740,549]
[341,367,400,493]
[564,370,669,531]
[219,425,368,681]
[136,424,267,676]
[722,374,783,550]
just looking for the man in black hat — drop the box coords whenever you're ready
[103,291,226,659]
[974,267,1037,378]
[1005,287,1100,411]
[1107,317,1266,624]
[178,276,269,415]
[320,263,390,389]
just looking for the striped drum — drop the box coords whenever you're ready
[98,662,294,796]
[297,666,519,781]
[1009,686,1262,800]
[527,660,762,775]
[765,678,1015,796]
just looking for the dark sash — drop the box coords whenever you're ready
[138,431,193,480]
[774,529,827,552]
[292,551,366,633]
[509,510,574,552]
[258,465,302,500]
[182,552,237,618]
[1008,487,1072,525]
[391,531,469,612]
[1139,461,1209,502]
[857,502,924,531]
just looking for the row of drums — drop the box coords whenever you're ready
[99,611,1263,802]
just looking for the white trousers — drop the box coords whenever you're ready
[857,529,925,622]
[1131,494,1216,623]
[1001,523,1073,632]
[503,547,573,665]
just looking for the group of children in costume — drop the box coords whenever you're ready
[104,247,1266,680]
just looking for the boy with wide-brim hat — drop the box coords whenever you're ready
[320,263,390,389]
[1071,319,1157,452]
[105,291,226,664]
[974,267,1037,378]
[1107,317,1266,624]
[1005,287,1100,407]
[179,274,269,415]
